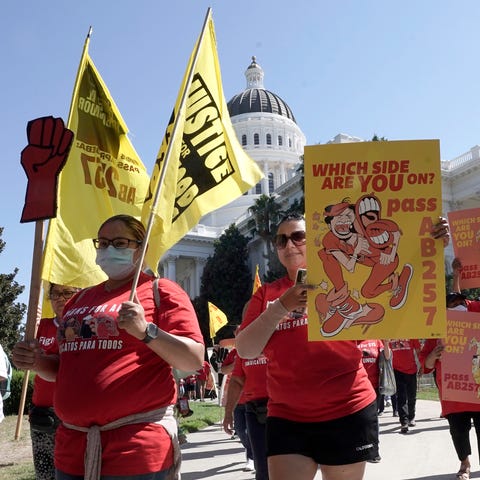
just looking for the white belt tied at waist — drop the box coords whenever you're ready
[63,405,180,480]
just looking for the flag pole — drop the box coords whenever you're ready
[14,26,91,439]
[129,7,212,300]
[66,26,92,127]
[14,220,44,440]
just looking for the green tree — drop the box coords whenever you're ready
[284,159,305,217]
[194,224,252,345]
[0,228,26,355]
[372,134,388,141]
[248,194,286,282]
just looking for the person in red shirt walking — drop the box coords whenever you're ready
[196,360,211,401]
[357,339,391,415]
[13,214,204,479]
[184,374,197,401]
[236,214,380,480]
[30,283,79,480]
[389,339,421,433]
[223,353,268,478]
[419,290,480,480]
[221,346,254,466]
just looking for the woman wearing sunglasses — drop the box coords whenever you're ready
[236,213,449,480]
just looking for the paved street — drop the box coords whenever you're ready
[180,399,480,479]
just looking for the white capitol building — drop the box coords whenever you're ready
[159,57,480,299]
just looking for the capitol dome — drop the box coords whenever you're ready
[227,57,296,123]
[158,56,307,301]
[225,56,306,197]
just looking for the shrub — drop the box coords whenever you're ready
[3,369,34,415]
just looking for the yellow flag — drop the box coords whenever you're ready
[252,264,262,295]
[142,10,264,274]
[41,30,150,291]
[208,301,228,339]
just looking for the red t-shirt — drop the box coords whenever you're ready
[221,349,239,404]
[54,273,203,476]
[357,339,384,390]
[222,348,237,368]
[33,317,59,407]
[232,354,268,403]
[389,339,421,374]
[196,361,211,381]
[420,339,480,416]
[467,300,480,313]
[240,275,376,422]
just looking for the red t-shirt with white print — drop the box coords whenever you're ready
[232,353,268,403]
[33,317,59,407]
[390,339,421,374]
[54,273,203,476]
[240,275,375,422]
[357,339,384,390]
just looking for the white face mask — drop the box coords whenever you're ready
[448,304,467,312]
[96,246,138,280]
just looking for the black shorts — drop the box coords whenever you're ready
[266,400,379,465]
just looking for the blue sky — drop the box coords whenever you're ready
[2,0,480,308]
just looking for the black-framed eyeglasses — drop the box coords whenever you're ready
[274,230,306,249]
[50,290,77,300]
[92,237,142,250]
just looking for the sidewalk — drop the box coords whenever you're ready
[180,399,480,479]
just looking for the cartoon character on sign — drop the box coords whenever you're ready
[314,193,413,337]
[469,337,480,397]
[315,199,384,337]
[354,194,413,306]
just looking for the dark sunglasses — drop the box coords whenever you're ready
[274,230,306,249]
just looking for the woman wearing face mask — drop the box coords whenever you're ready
[13,214,204,480]
[419,292,480,480]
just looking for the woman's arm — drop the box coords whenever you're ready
[148,332,204,372]
[220,362,235,375]
[12,340,59,381]
[236,283,310,359]
[222,375,245,435]
[418,339,443,372]
[117,288,205,372]
[236,298,288,359]
[424,344,443,370]
[452,257,462,293]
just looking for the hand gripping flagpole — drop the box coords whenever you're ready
[14,221,44,440]
[129,8,212,300]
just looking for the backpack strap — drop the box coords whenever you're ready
[73,286,94,303]
[152,277,161,309]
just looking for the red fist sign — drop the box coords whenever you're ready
[20,116,74,223]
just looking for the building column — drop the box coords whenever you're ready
[194,257,207,298]
[280,162,287,184]
[165,255,178,281]
[262,162,270,194]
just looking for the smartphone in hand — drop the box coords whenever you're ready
[295,268,307,285]
[294,268,307,315]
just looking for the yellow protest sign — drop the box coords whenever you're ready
[304,139,446,340]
